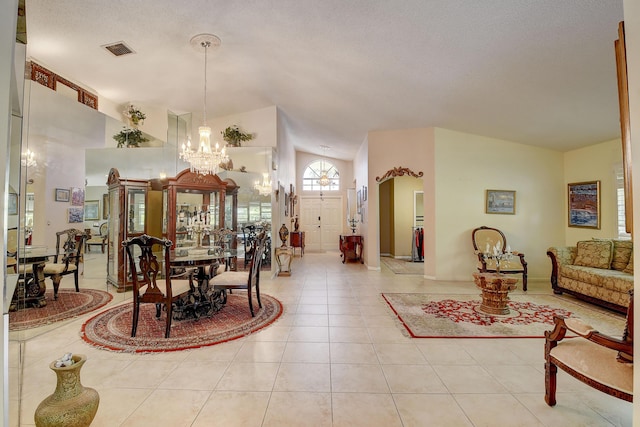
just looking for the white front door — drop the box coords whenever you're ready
[300,196,342,252]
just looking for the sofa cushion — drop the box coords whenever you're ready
[573,240,613,269]
[623,251,634,274]
[594,238,633,271]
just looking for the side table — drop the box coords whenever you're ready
[472,272,518,315]
[275,246,293,276]
[339,235,364,264]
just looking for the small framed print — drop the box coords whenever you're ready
[8,193,17,215]
[55,188,70,202]
[71,187,85,206]
[568,181,600,229]
[362,185,368,201]
[486,190,516,215]
[68,207,84,223]
[84,200,100,221]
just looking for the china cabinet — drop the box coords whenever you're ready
[161,169,238,258]
[106,168,152,291]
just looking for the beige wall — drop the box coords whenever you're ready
[563,139,623,244]
[434,128,565,281]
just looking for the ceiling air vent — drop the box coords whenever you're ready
[102,41,135,57]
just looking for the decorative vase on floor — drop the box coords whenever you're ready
[34,354,99,427]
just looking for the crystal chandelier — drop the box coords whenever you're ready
[254,149,272,195]
[254,173,272,196]
[180,34,229,175]
[21,148,37,168]
[317,170,331,186]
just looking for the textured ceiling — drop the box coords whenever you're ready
[25,0,624,160]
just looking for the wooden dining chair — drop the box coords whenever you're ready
[210,232,266,317]
[43,228,87,299]
[123,234,195,338]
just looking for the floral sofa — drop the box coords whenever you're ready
[547,239,633,314]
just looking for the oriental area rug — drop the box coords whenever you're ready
[81,293,283,353]
[382,293,626,339]
[9,289,113,331]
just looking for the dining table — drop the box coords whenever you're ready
[169,248,237,320]
[9,246,55,311]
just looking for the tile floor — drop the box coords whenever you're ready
[9,251,633,426]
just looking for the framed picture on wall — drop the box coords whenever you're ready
[8,193,17,215]
[70,187,84,206]
[84,200,100,221]
[485,190,516,214]
[102,193,109,219]
[55,188,70,202]
[68,207,84,223]
[357,189,362,214]
[568,181,601,229]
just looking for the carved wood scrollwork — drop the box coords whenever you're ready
[375,166,424,183]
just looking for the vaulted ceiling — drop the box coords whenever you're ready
[25,0,624,160]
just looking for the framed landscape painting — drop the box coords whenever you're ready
[84,200,100,221]
[485,190,516,214]
[568,181,600,229]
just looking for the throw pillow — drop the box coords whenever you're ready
[573,240,613,269]
[623,251,634,274]
[594,238,633,271]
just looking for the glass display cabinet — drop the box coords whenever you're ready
[162,169,238,256]
[106,168,151,291]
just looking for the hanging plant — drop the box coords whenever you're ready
[113,127,149,148]
[123,104,146,127]
[221,125,253,147]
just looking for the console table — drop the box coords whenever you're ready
[339,235,363,264]
[290,231,305,257]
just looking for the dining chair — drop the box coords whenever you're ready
[123,234,194,338]
[43,228,87,299]
[210,232,266,317]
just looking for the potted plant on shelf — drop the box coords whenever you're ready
[221,125,253,147]
[113,127,149,148]
[123,104,146,127]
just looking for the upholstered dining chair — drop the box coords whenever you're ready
[471,226,528,291]
[123,234,195,338]
[544,289,633,405]
[6,227,18,273]
[85,222,108,253]
[210,232,266,317]
[43,228,87,299]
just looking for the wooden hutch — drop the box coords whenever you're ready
[106,168,239,291]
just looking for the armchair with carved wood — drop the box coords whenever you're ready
[471,226,528,291]
[544,289,633,406]
[43,229,87,299]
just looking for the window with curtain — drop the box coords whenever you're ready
[302,159,340,191]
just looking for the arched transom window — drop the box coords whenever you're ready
[303,159,340,191]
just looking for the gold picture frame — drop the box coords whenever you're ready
[485,190,516,215]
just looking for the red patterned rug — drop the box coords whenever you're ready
[81,293,283,353]
[9,289,113,331]
[382,293,626,338]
